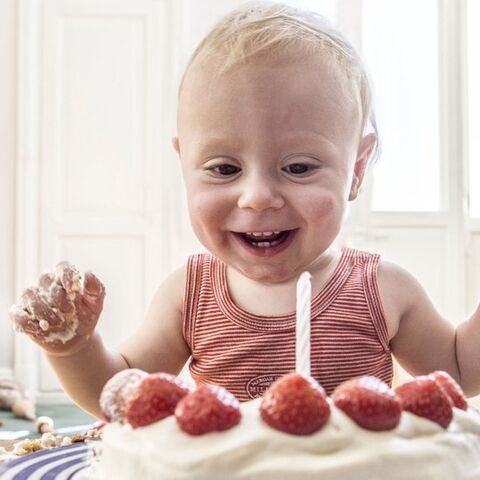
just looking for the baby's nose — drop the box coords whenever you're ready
[237,176,285,211]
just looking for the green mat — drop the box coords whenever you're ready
[0,403,97,441]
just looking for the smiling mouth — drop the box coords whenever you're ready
[234,230,294,248]
[241,231,288,247]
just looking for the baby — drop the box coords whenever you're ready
[9,1,480,417]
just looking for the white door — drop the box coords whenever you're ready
[18,0,173,401]
[16,0,257,402]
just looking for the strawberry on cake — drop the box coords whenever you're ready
[96,369,480,480]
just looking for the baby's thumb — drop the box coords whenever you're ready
[82,272,106,311]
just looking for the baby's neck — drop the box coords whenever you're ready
[225,248,341,317]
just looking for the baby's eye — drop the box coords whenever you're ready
[283,163,312,175]
[209,164,241,176]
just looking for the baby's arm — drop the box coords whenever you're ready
[47,266,190,417]
[379,261,480,396]
[10,264,189,418]
[116,266,191,375]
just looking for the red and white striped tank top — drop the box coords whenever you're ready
[183,247,392,401]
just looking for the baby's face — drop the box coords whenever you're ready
[175,52,374,283]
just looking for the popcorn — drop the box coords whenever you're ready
[61,436,73,446]
[7,426,102,457]
[86,428,103,440]
[36,415,55,433]
[12,438,43,456]
[40,432,57,448]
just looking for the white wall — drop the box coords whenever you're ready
[1,0,479,405]
[0,0,16,378]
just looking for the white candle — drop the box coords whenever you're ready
[296,271,312,377]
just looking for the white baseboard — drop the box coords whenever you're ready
[0,372,79,406]
[0,367,77,405]
[0,367,13,379]
[35,391,73,405]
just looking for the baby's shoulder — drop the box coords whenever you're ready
[150,265,188,312]
[376,259,426,338]
[376,259,422,295]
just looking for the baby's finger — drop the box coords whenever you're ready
[55,261,82,297]
[9,304,50,340]
[83,271,105,306]
[9,304,35,333]
[20,287,62,327]
[48,282,74,314]
[39,271,73,314]
[84,271,105,296]
[19,287,40,312]
[39,272,55,290]
[74,271,106,319]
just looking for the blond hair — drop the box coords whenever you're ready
[179,1,379,160]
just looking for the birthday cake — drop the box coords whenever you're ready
[97,369,480,480]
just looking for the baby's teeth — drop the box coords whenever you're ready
[253,240,281,248]
[249,231,277,237]
[257,242,269,247]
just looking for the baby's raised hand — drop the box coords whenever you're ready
[9,262,105,356]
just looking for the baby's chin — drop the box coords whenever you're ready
[226,246,342,285]
[228,259,309,285]
[199,234,327,284]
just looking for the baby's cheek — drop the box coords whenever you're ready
[303,191,342,219]
[189,191,231,238]
[190,191,225,219]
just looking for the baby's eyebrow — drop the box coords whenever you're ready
[280,131,342,157]
[286,130,337,146]
[193,137,242,156]
[192,132,342,159]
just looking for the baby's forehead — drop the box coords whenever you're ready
[178,50,363,134]
[182,47,359,96]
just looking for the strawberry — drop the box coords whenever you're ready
[260,373,330,435]
[431,370,468,410]
[175,384,241,435]
[331,376,402,431]
[395,375,453,428]
[125,373,191,428]
[99,369,149,422]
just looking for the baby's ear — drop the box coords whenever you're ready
[172,137,180,155]
[348,133,376,201]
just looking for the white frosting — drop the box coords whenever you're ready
[98,399,480,480]
[39,320,50,331]
[40,313,79,344]
[53,265,82,299]
[40,269,82,343]
[10,269,83,344]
